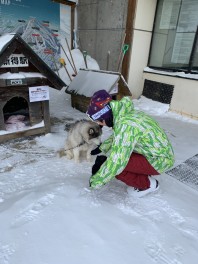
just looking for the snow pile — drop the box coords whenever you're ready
[0,57,198,263]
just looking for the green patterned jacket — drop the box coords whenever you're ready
[90,97,175,189]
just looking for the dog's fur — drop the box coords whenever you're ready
[64,119,102,163]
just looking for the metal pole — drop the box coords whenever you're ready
[59,58,72,82]
[82,50,88,69]
[65,38,77,75]
[117,44,129,72]
[60,44,76,75]
[106,50,110,71]
[116,33,126,71]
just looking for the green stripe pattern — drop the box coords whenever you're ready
[90,97,175,189]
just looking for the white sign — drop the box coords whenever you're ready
[10,79,23,85]
[29,86,50,102]
[1,54,29,68]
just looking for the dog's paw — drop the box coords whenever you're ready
[66,154,73,160]
[57,149,66,158]
[86,154,94,163]
[65,151,73,160]
[74,158,80,163]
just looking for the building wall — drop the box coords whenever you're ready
[128,0,198,119]
[143,72,198,119]
[77,0,128,71]
[127,0,157,98]
[76,0,198,119]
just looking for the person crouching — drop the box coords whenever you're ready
[86,90,175,198]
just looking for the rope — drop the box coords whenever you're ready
[1,140,87,156]
[1,145,56,156]
[64,141,86,151]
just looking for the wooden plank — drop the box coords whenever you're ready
[122,0,137,81]
[42,101,51,133]
[0,127,46,143]
[29,102,43,125]
[119,0,137,97]
[0,107,6,130]
[0,86,29,102]
[71,5,75,49]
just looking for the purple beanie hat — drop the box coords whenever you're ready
[87,90,112,121]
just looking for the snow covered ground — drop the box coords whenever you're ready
[0,87,198,264]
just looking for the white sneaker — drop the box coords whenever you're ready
[127,176,159,198]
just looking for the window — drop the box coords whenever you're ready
[149,0,198,73]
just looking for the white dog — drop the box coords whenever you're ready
[65,119,102,163]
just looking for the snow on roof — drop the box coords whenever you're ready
[0,34,15,53]
[66,69,120,97]
[0,33,65,90]
[0,72,46,79]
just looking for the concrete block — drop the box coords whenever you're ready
[77,4,98,30]
[95,29,125,71]
[97,0,128,29]
[78,30,97,59]
[78,0,98,5]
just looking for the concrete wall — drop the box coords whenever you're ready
[127,0,157,98]
[77,0,198,119]
[77,0,128,71]
[143,72,198,119]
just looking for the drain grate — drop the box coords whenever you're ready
[166,154,198,191]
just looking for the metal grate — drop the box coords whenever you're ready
[166,154,198,191]
[143,79,174,104]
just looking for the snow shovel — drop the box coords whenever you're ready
[59,58,72,82]
[83,50,88,69]
[117,44,129,72]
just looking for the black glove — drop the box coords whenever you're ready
[91,155,107,175]
[91,145,102,155]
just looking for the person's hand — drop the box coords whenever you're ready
[90,145,102,155]
[89,177,92,187]
[90,155,107,188]
[92,155,107,175]
[89,176,103,189]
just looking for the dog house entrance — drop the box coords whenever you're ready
[3,97,30,131]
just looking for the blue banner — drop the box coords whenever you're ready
[0,0,61,70]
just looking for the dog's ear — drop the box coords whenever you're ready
[88,128,94,135]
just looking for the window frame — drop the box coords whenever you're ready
[148,0,198,74]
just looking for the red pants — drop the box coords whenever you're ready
[116,153,159,189]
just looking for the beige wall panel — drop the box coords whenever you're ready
[143,72,198,119]
[128,30,152,98]
[134,0,157,30]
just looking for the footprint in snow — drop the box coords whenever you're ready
[144,239,183,264]
[11,193,55,228]
[0,243,15,264]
